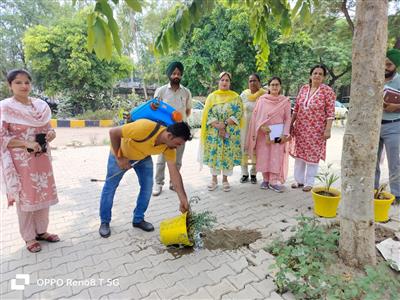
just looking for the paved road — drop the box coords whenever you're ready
[1,125,399,300]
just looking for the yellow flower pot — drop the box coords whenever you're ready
[311,187,341,218]
[160,212,193,246]
[374,192,394,223]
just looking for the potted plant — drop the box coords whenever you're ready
[160,196,216,247]
[374,183,395,222]
[311,164,341,218]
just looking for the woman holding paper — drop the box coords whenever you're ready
[199,71,243,192]
[289,65,336,192]
[246,77,291,193]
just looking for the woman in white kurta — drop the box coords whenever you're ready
[240,74,266,184]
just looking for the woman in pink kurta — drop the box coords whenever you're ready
[289,65,336,192]
[247,77,291,193]
[1,69,59,253]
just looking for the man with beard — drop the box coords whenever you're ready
[375,49,400,203]
[152,61,192,196]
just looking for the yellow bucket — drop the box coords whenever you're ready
[374,192,394,222]
[311,187,341,218]
[160,212,193,246]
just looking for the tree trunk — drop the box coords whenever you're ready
[339,0,388,267]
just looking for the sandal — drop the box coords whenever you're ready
[207,181,218,191]
[36,232,60,242]
[222,181,231,192]
[26,240,41,253]
[291,183,304,189]
[302,186,313,192]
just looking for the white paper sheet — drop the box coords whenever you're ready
[269,124,284,140]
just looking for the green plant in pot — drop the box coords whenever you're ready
[187,196,217,247]
[311,163,341,218]
[374,183,395,222]
[159,196,217,247]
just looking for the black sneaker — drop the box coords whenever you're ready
[240,175,249,183]
[99,222,111,238]
[250,175,257,184]
[132,220,154,232]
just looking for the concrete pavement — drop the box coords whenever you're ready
[1,125,399,300]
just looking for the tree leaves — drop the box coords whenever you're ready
[154,0,216,56]
[124,0,142,12]
[153,0,315,70]
[85,0,142,61]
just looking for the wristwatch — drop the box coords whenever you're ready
[224,120,228,127]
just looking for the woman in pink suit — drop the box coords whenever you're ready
[1,69,59,253]
[246,77,291,193]
[289,65,336,192]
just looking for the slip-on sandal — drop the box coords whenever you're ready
[291,183,304,189]
[26,241,41,253]
[302,186,313,192]
[36,233,60,242]
[207,181,218,191]
[222,182,231,192]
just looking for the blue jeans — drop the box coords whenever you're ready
[375,121,400,198]
[99,153,153,224]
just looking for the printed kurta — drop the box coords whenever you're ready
[200,90,243,171]
[290,84,336,164]
[247,94,291,183]
[0,98,58,211]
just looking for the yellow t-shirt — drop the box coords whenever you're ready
[119,119,176,162]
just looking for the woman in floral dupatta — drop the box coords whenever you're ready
[246,77,291,193]
[239,74,266,184]
[1,69,59,253]
[199,72,243,192]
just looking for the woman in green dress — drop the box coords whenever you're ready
[199,72,243,192]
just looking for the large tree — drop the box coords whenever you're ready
[339,0,388,266]
[23,14,133,116]
[0,0,70,76]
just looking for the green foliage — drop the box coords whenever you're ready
[154,0,215,56]
[0,0,71,78]
[266,216,400,299]
[85,0,142,61]
[154,0,317,70]
[187,196,217,246]
[23,14,133,116]
[73,109,117,120]
[314,163,339,192]
[178,5,260,95]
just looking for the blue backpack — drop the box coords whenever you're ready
[128,98,183,142]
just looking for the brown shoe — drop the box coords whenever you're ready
[302,186,312,192]
[26,240,41,253]
[36,232,60,242]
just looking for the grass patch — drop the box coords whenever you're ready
[266,216,400,299]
